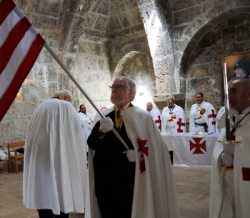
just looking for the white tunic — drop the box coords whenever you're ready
[234,107,250,218]
[209,107,235,218]
[23,99,88,215]
[148,107,162,131]
[78,112,93,140]
[89,106,179,218]
[161,104,186,134]
[189,101,216,134]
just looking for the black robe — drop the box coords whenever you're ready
[87,110,135,218]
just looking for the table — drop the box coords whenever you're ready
[161,133,218,166]
[0,140,24,173]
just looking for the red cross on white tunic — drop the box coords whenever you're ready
[189,137,206,154]
[208,109,216,125]
[137,138,148,173]
[176,118,185,133]
[155,115,162,131]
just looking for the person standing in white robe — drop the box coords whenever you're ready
[162,96,186,134]
[189,92,216,134]
[209,106,235,218]
[88,77,179,218]
[225,58,250,218]
[146,101,162,131]
[78,103,94,140]
[23,91,89,218]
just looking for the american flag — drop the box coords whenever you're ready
[0,0,45,121]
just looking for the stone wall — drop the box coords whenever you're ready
[2,0,250,142]
[170,0,250,113]
[0,36,113,144]
[138,0,176,101]
[72,37,112,113]
[113,51,155,109]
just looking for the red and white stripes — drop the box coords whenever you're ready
[0,0,44,121]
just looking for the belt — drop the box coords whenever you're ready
[194,122,208,132]
[194,122,207,126]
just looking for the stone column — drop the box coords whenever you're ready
[137,0,176,101]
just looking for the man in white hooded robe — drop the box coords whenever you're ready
[210,59,250,218]
[23,92,88,218]
[162,96,186,134]
[146,101,162,131]
[189,92,216,134]
[209,106,235,218]
[79,103,93,139]
[225,58,250,218]
[87,77,179,218]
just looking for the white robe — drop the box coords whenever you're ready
[148,107,162,131]
[189,101,216,134]
[161,104,186,134]
[234,107,250,218]
[209,106,235,218]
[89,106,179,218]
[209,128,235,218]
[23,98,89,215]
[78,112,94,140]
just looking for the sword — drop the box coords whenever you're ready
[223,63,232,140]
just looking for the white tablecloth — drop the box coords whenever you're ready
[161,133,218,166]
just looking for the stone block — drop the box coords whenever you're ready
[173,5,201,25]
[188,65,209,77]
[95,16,109,32]
[236,23,250,42]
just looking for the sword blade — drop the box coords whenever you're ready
[223,63,231,140]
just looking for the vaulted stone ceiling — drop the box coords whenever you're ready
[16,0,145,52]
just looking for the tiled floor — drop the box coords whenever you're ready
[0,164,209,218]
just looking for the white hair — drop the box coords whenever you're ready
[53,89,72,101]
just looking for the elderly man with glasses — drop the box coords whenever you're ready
[87,77,178,218]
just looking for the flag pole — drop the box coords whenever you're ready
[44,43,129,150]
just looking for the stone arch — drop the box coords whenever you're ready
[179,7,250,111]
[180,7,250,75]
[113,51,156,109]
[113,51,153,77]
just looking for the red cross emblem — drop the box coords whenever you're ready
[177,118,185,133]
[189,137,206,154]
[208,109,216,125]
[155,115,162,131]
[137,138,148,173]
[242,167,250,181]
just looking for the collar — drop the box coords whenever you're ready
[197,101,204,106]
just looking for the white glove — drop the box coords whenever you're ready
[222,141,235,167]
[125,150,136,162]
[99,117,114,133]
